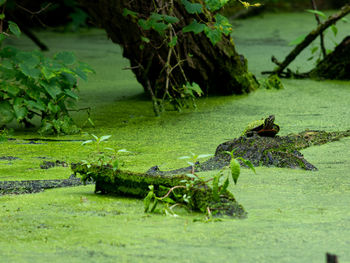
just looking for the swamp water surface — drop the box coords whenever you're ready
[1,12,350,263]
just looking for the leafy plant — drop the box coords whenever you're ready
[0,2,94,134]
[81,134,129,171]
[144,150,255,218]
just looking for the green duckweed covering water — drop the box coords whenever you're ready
[1,11,350,262]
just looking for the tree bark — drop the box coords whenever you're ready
[78,0,258,98]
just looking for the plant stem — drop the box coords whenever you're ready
[310,0,326,58]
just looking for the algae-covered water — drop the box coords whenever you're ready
[1,11,350,262]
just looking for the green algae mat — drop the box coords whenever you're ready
[1,12,350,262]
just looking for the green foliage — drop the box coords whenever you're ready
[81,134,129,171]
[144,150,255,218]
[289,9,348,65]
[0,17,93,134]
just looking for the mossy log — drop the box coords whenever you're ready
[149,130,350,174]
[71,164,246,218]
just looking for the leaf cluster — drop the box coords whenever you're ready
[144,150,256,218]
[0,2,93,134]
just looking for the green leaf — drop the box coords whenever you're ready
[181,0,203,14]
[219,177,230,195]
[0,101,15,124]
[41,67,56,80]
[311,46,318,54]
[163,15,179,24]
[26,100,46,111]
[0,0,6,6]
[168,36,177,48]
[152,22,168,35]
[144,187,154,213]
[330,25,338,37]
[81,139,93,145]
[100,135,111,142]
[3,85,20,96]
[122,8,138,18]
[237,157,256,174]
[112,160,119,171]
[305,9,327,19]
[186,82,203,96]
[205,0,229,11]
[64,89,79,100]
[204,26,222,45]
[138,19,151,30]
[40,82,61,99]
[0,13,5,19]
[19,63,41,79]
[14,104,28,122]
[289,34,306,46]
[182,20,206,34]
[230,158,241,185]
[55,51,76,65]
[16,52,40,68]
[48,102,60,113]
[141,36,150,43]
[8,21,21,37]
[212,174,220,201]
[214,14,232,35]
[74,67,87,81]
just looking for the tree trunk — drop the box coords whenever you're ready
[309,36,350,79]
[78,0,258,98]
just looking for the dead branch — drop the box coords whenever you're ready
[270,4,350,76]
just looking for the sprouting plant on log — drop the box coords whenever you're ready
[144,150,255,218]
[81,134,129,171]
[122,0,259,115]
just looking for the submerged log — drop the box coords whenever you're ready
[149,129,350,175]
[71,164,246,218]
[0,177,89,195]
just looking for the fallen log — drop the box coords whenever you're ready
[71,163,247,218]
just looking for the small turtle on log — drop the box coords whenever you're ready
[148,117,350,174]
[243,115,280,137]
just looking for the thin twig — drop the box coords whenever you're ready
[159,185,186,200]
[16,3,52,16]
[310,0,326,57]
